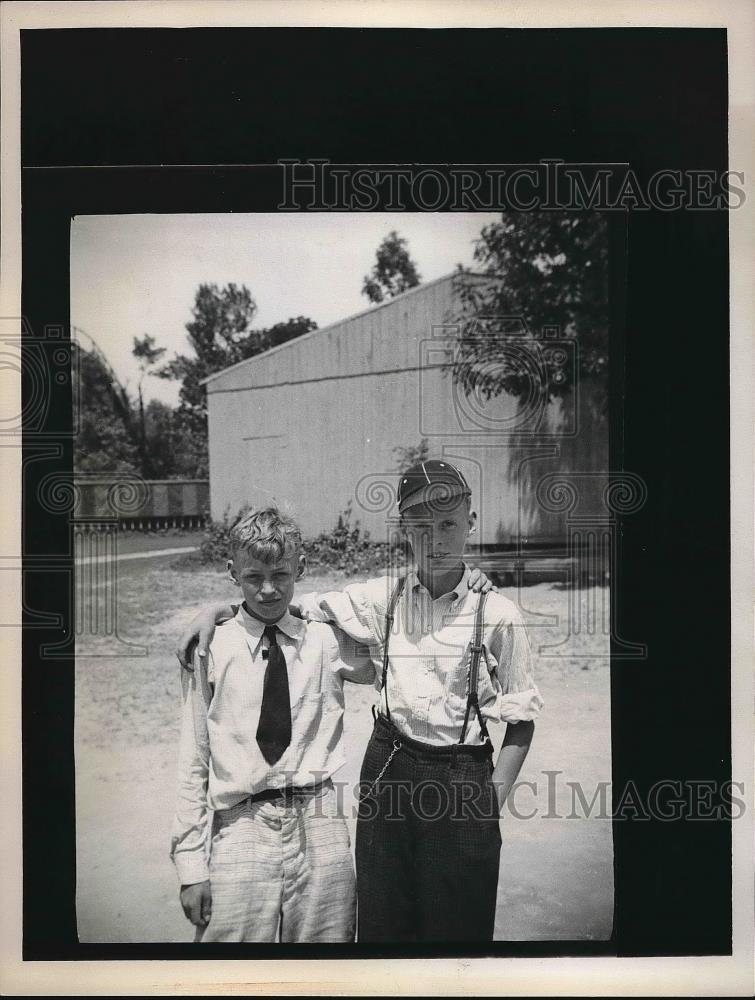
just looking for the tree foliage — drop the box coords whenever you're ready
[142,399,208,479]
[263,316,318,351]
[132,333,166,371]
[451,213,609,414]
[157,284,317,448]
[74,284,317,481]
[74,348,140,474]
[73,346,208,478]
[362,231,421,304]
[157,283,261,436]
[132,334,167,478]
[393,438,430,473]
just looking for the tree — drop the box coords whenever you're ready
[74,348,140,475]
[157,283,261,436]
[139,399,177,479]
[141,399,209,479]
[74,346,217,479]
[157,284,317,476]
[393,438,430,473]
[362,231,421,304]
[262,316,318,351]
[132,334,166,478]
[451,213,609,415]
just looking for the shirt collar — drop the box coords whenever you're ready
[235,603,306,642]
[407,562,471,601]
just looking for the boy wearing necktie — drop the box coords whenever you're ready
[170,506,372,942]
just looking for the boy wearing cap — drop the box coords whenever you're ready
[170,506,374,943]
[177,462,542,942]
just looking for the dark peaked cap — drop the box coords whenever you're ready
[397,459,472,514]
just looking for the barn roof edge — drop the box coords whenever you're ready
[200,270,492,387]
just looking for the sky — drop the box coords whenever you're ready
[69,212,501,406]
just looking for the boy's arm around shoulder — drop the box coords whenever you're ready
[317,620,377,686]
[176,602,238,670]
[296,575,394,647]
[170,647,213,887]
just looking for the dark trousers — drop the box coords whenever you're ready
[355,715,502,942]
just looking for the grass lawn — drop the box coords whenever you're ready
[75,559,613,943]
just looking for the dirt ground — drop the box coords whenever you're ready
[75,560,613,943]
[112,528,206,555]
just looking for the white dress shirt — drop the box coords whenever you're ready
[170,605,372,885]
[298,565,543,747]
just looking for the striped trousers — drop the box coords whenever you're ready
[197,780,356,943]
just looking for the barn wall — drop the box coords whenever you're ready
[206,275,608,546]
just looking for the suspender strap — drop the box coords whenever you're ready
[380,576,406,721]
[459,591,490,745]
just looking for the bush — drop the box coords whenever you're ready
[303,502,407,576]
[189,504,247,565]
[191,502,407,576]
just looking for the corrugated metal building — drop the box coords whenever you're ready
[203,273,607,548]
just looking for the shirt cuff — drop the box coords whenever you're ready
[500,687,544,723]
[172,849,210,886]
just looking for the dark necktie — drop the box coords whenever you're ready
[256,624,292,765]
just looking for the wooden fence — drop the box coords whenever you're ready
[73,477,210,530]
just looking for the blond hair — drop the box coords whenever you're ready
[229,506,302,564]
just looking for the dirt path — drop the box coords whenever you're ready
[76,546,200,564]
[75,566,612,943]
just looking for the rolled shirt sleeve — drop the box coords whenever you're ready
[297,581,385,647]
[170,650,213,885]
[487,605,544,723]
